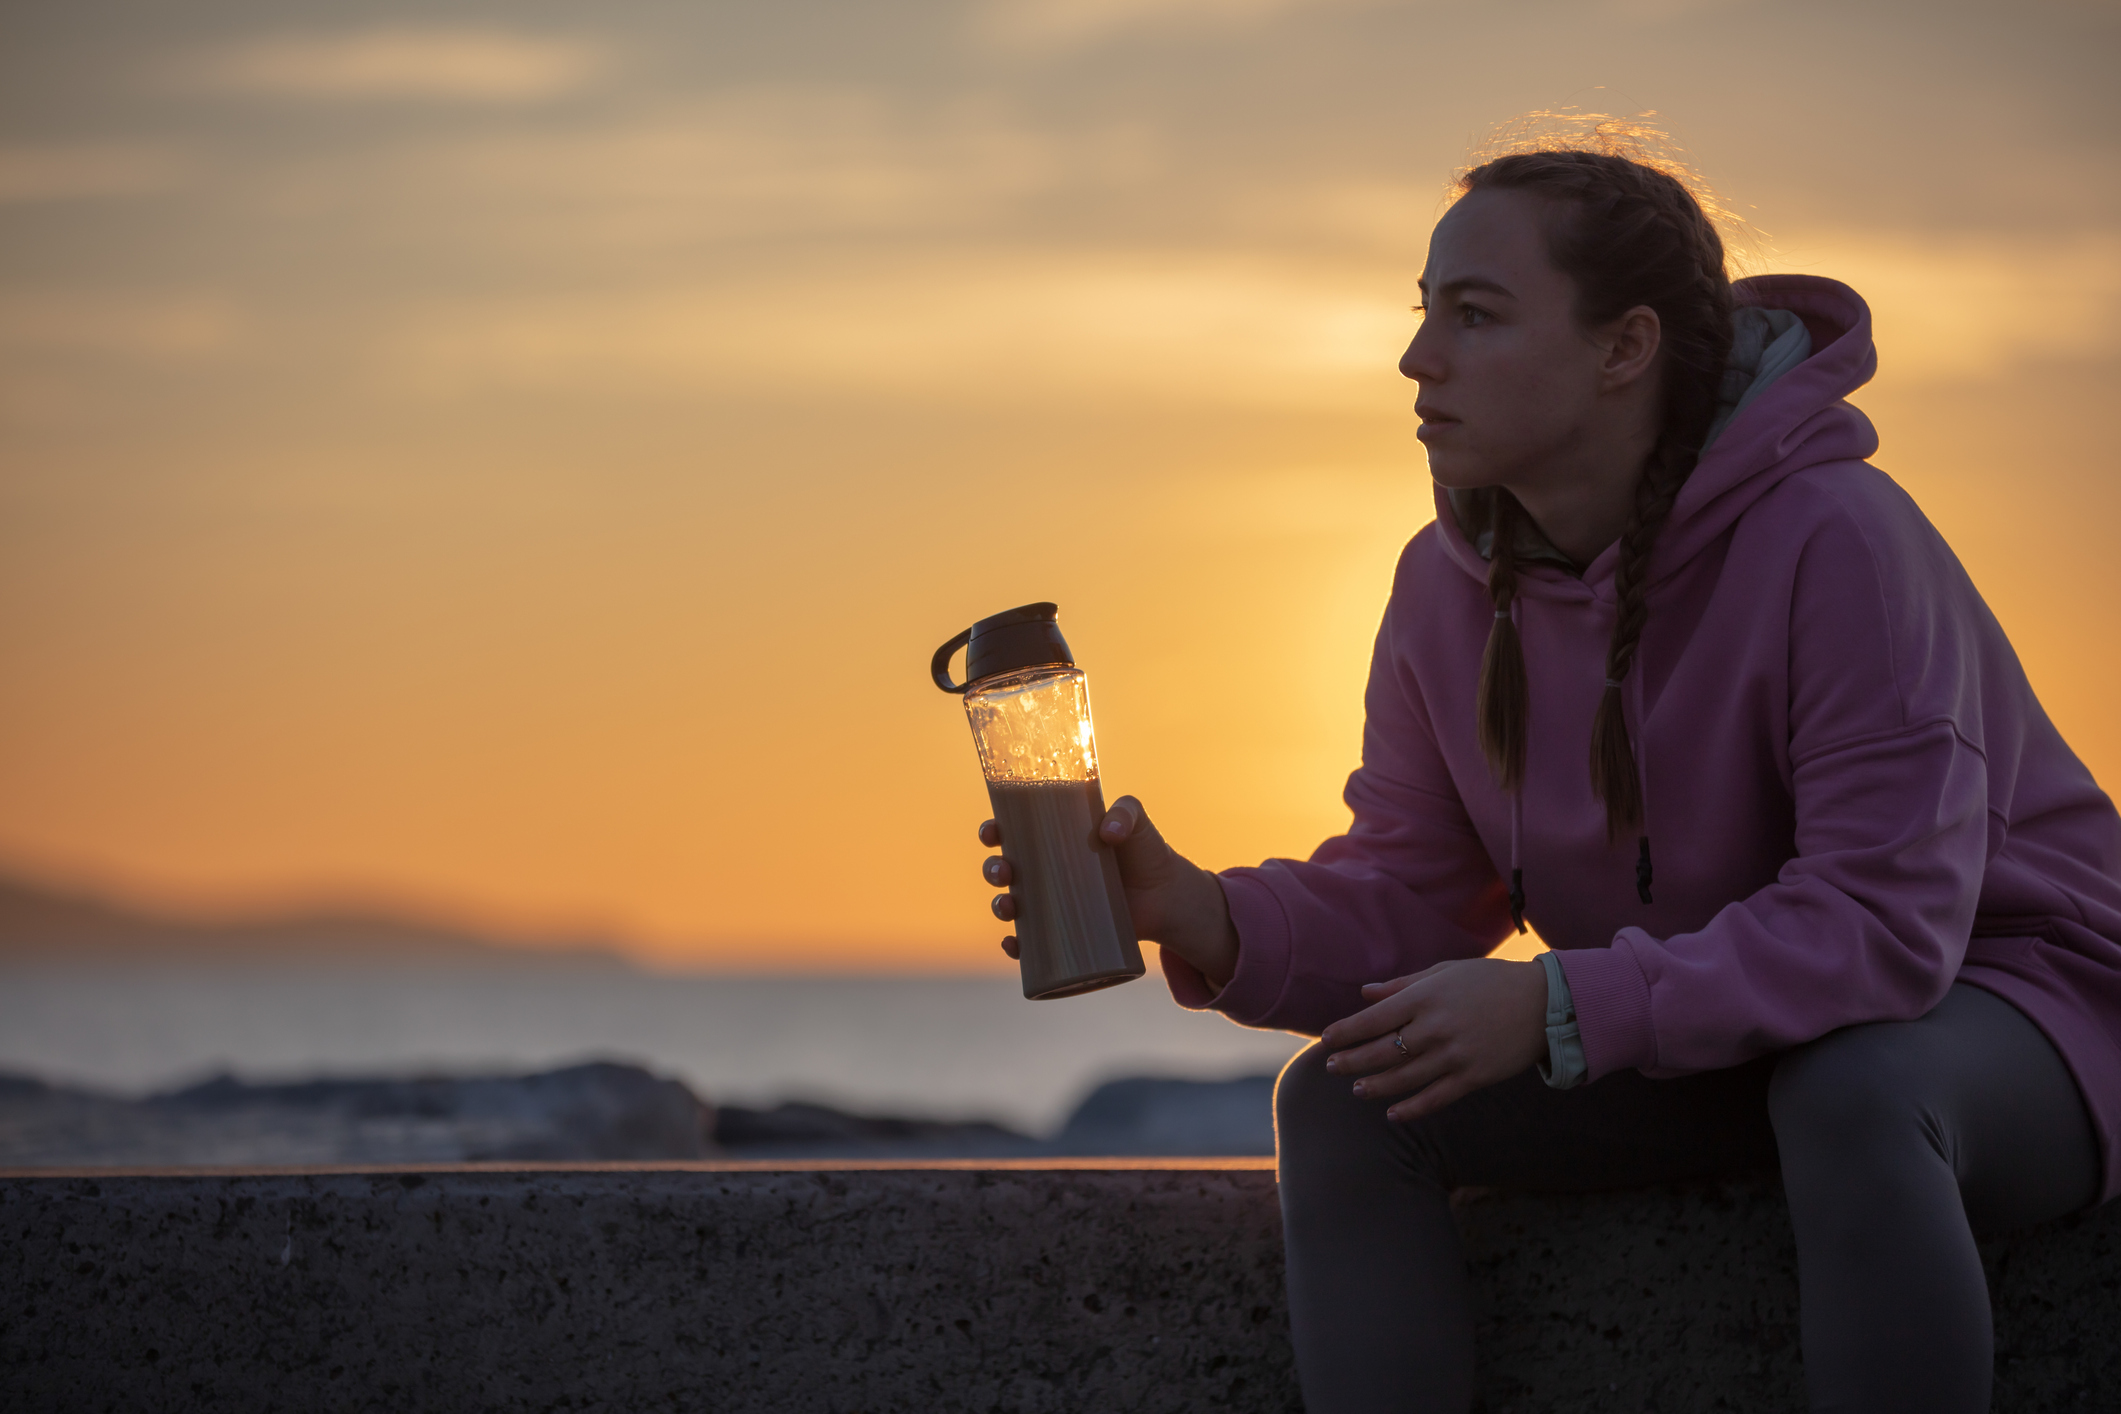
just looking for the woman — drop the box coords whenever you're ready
[981,136,2121,1412]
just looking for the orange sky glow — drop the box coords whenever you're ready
[2,0,2116,970]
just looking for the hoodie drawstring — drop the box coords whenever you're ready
[1506,597,1528,933]
[1508,789,1526,934]
[1632,653,1654,905]
[1490,592,1656,930]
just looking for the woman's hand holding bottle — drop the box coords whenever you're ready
[981,795,1239,989]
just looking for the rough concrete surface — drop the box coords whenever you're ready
[1457,1177,2119,1412]
[3,1164,1295,1414]
[2,1165,2116,1412]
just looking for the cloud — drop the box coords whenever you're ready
[382,250,1411,411]
[414,93,1090,241]
[180,28,605,103]
[976,0,1377,50]
[1772,231,2121,382]
[0,145,193,204]
[1598,0,1753,20]
[374,225,2121,414]
[977,0,1762,52]
[238,91,1152,252]
[1219,178,1442,256]
[1154,465,1435,539]
[0,291,245,359]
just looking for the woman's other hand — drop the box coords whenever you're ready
[1318,958,1549,1122]
[979,795,1239,987]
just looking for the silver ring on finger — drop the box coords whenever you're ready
[1392,1029,1409,1058]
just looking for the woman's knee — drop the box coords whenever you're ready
[1275,1041,1449,1199]
[1276,1043,1423,1161]
[1275,1042,1352,1145]
[1769,1023,1938,1164]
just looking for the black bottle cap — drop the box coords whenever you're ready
[930,602,1075,694]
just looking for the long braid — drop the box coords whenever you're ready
[1477,490,1530,791]
[1589,450,1681,835]
[1458,136,1734,888]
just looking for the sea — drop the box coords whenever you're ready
[0,962,1310,1138]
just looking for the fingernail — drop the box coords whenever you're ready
[1351,1081,1366,1097]
[1323,1056,1339,1073]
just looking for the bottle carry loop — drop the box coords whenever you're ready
[931,628,974,694]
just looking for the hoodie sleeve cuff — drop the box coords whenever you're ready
[1553,944,1657,1080]
[1534,950,1587,1089]
[1158,942,1218,1009]
[1157,870,1292,1026]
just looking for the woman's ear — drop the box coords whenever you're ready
[1597,305,1662,391]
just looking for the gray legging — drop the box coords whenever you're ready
[1275,983,2100,1413]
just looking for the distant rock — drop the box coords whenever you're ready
[1049,1075,1277,1156]
[712,1101,1041,1159]
[0,1066,1283,1167]
[156,1061,716,1160]
[0,1062,714,1166]
[708,1075,1279,1159]
[0,1073,53,1101]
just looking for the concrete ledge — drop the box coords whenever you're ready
[4,1165,2116,1411]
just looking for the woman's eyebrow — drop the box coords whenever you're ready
[1417,277,1517,300]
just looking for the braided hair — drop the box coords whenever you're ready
[1458,148,1734,849]
[1476,490,1529,793]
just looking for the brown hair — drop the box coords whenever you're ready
[1460,134,1734,849]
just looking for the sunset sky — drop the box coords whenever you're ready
[2,0,2116,970]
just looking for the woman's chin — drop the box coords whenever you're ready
[1424,457,1506,493]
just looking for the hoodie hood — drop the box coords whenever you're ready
[1435,274,1881,597]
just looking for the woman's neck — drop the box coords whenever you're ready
[1505,415,1657,567]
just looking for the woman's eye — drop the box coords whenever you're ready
[1459,305,1492,327]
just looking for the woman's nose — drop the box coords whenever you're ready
[1398,326,1439,383]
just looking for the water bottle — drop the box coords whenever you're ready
[932,603,1143,1000]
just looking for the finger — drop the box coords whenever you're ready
[1385,1070,1478,1125]
[1353,1051,1456,1106]
[1000,934,1020,960]
[978,819,1000,847]
[1105,796,1185,887]
[1321,985,1425,1052]
[1360,960,1450,999]
[1328,1021,1437,1080]
[990,893,1017,922]
[982,856,1013,887]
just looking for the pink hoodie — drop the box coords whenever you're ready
[1165,274,2121,1201]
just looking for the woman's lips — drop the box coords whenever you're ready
[1415,413,1459,442]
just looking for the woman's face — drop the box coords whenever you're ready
[1400,187,1639,493]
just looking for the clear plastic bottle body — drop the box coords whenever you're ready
[963,665,1143,999]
